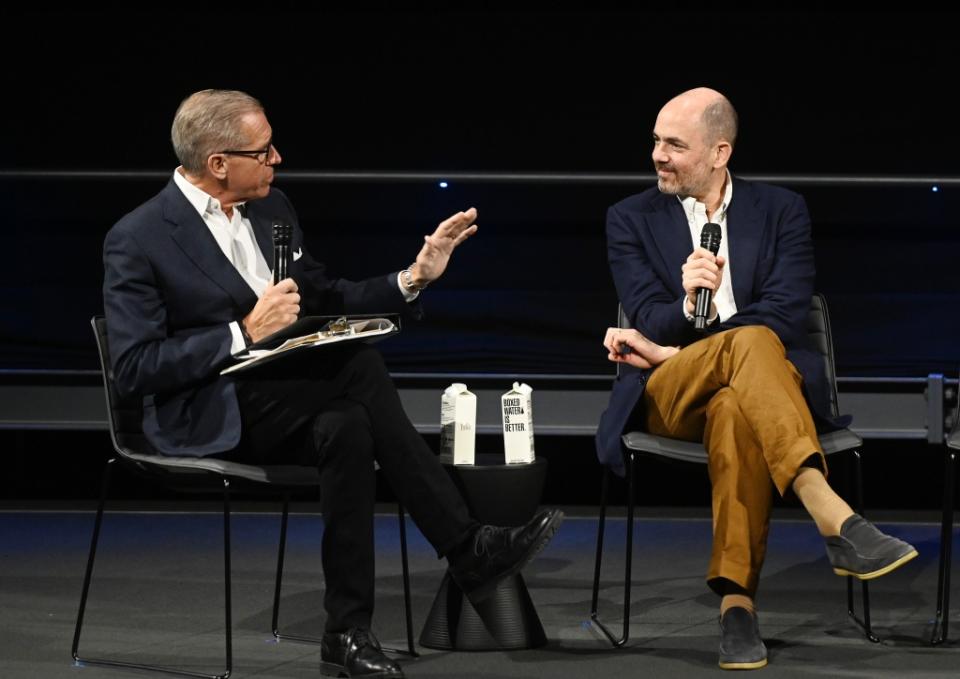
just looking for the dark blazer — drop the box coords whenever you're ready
[595,177,846,476]
[103,179,418,457]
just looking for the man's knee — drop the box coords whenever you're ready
[343,344,390,382]
[727,325,783,353]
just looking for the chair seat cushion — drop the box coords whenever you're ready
[120,449,321,486]
[622,427,862,465]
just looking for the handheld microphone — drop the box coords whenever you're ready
[272,222,292,284]
[694,222,722,331]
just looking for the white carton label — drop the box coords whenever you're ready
[440,383,476,465]
[502,381,535,464]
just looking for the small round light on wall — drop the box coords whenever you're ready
[931,185,939,193]
[438,181,448,189]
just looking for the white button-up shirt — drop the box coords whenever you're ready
[173,169,271,353]
[678,171,738,324]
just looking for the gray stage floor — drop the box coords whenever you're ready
[1,506,958,678]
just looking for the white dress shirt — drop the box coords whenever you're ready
[678,171,738,324]
[173,170,273,353]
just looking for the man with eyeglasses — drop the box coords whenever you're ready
[102,89,563,678]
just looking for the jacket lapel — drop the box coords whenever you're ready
[161,181,259,310]
[726,178,765,309]
[648,193,693,294]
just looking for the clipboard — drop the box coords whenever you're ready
[221,314,401,376]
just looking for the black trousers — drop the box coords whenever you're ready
[226,343,478,631]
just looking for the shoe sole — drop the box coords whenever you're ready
[832,548,918,580]
[464,510,565,603]
[320,660,404,678]
[719,658,768,670]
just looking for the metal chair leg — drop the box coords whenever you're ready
[932,449,956,645]
[221,480,233,678]
[396,504,419,657]
[271,495,291,640]
[589,465,610,624]
[72,458,115,664]
[72,459,232,679]
[590,453,634,647]
[845,450,879,643]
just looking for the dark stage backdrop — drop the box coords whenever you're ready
[3,9,959,378]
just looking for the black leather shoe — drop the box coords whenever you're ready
[718,607,767,670]
[320,627,404,678]
[824,514,918,580]
[448,508,564,603]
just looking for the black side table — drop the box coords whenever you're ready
[419,453,548,651]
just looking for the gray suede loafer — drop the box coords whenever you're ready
[824,514,918,580]
[719,606,767,670]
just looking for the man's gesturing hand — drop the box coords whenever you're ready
[242,278,300,342]
[408,207,479,288]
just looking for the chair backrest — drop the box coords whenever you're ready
[91,316,157,459]
[807,293,841,420]
[617,293,842,418]
[948,369,960,449]
[91,316,324,489]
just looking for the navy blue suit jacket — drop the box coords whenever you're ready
[103,180,418,457]
[595,177,845,477]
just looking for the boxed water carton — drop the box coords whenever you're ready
[501,382,535,464]
[440,383,476,465]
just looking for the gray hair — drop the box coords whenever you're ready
[702,96,738,149]
[171,89,264,173]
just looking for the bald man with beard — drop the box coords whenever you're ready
[596,87,917,670]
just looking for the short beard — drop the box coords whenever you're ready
[657,177,680,195]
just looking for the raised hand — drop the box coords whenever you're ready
[408,207,478,288]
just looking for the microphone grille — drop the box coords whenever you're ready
[272,222,292,245]
[700,222,722,253]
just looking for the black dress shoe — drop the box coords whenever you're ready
[824,514,918,580]
[320,628,404,678]
[448,508,564,603]
[718,607,767,670]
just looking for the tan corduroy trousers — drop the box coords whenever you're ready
[642,325,825,596]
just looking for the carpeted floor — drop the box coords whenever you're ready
[1,506,958,678]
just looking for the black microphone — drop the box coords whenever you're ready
[272,222,292,284]
[694,222,722,331]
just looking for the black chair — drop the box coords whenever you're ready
[73,317,417,679]
[590,294,879,647]
[931,374,959,645]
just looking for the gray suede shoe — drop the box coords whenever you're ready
[824,514,918,580]
[718,607,767,670]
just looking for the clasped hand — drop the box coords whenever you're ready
[603,327,680,369]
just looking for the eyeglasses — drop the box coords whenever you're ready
[219,139,275,165]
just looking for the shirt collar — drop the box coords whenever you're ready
[172,168,247,218]
[678,169,734,222]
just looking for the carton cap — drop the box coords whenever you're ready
[505,381,533,395]
[444,383,473,396]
